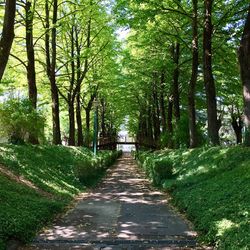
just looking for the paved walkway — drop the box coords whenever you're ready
[21,154,197,250]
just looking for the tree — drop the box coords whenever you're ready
[0,0,248,148]
[239,5,250,145]
[230,106,243,144]
[188,0,199,148]
[25,0,39,144]
[45,0,62,145]
[0,98,45,144]
[203,0,220,145]
[0,0,16,82]
[25,0,37,109]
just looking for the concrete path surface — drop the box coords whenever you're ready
[20,154,198,250]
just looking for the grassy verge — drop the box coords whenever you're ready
[0,174,65,250]
[137,146,250,249]
[0,144,121,249]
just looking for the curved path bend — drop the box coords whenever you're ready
[21,154,198,250]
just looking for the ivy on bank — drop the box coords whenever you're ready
[136,147,250,249]
[0,145,121,250]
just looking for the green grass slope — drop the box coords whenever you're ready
[0,144,121,250]
[137,147,250,249]
[0,174,65,250]
[0,145,92,199]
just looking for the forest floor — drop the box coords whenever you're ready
[20,154,201,250]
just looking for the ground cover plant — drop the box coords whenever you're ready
[0,144,121,249]
[0,144,120,198]
[137,147,250,249]
[0,174,65,250]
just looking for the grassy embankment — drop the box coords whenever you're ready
[0,144,121,250]
[137,146,250,249]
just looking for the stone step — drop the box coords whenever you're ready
[22,239,197,250]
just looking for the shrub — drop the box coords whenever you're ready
[74,150,122,185]
[153,158,173,185]
[0,98,45,144]
[74,158,98,185]
[136,151,173,186]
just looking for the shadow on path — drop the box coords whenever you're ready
[20,154,199,250]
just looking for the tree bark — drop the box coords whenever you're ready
[68,100,75,146]
[231,114,243,144]
[188,0,199,148]
[0,0,16,82]
[24,1,39,144]
[160,71,167,133]
[83,91,96,146]
[172,43,181,121]
[68,26,76,146]
[76,91,84,146]
[239,5,250,145]
[86,108,90,133]
[100,98,106,137]
[25,1,37,109]
[152,75,161,143]
[137,112,144,144]
[147,105,154,145]
[45,0,61,145]
[74,25,84,147]
[203,0,220,145]
[167,97,174,148]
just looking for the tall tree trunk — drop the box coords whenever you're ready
[68,100,75,146]
[51,81,61,144]
[172,43,181,121]
[231,114,243,144]
[68,26,76,146]
[100,99,106,137]
[152,77,161,143]
[203,0,220,145]
[137,112,144,145]
[25,0,37,109]
[45,0,61,145]
[160,71,167,133]
[76,92,84,146]
[188,0,199,148]
[74,26,84,147]
[239,5,250,145]
[0,0,16,82]
[83,92,96,147]
[25,1,39,144]
[167,97,174,148]
[85,107,91,146]
[147,105,154,145]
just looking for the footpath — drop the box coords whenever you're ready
[20,154,198,250]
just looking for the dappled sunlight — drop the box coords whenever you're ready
[153,147,250,248]
[117,232,139,240]
[161,147,250,186]
[178,164,217,180]
[85,169,166,204]
[0,145,96,200]
[0,164,44,193]
[119,196,162,204]
[185,230,197,237]
[33,154,196,247]
[215,219,239,237]
[38,179,77,197]
[41,226,88,240]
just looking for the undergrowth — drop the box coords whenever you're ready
[137,146,250,249]
[0,144,121,249]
